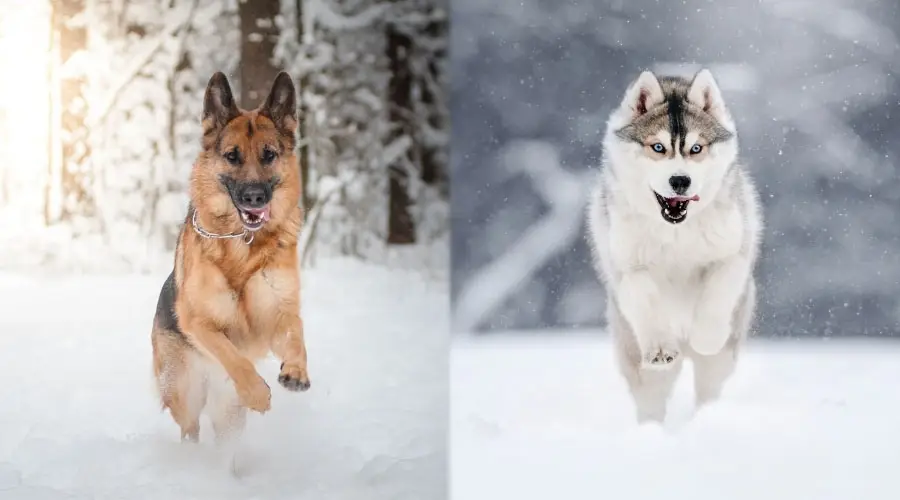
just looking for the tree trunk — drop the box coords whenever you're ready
[419,16,445,187]
[239,0,280,109]
[386,23,416,244]
[296,0,314,219]
[49,0,91,225]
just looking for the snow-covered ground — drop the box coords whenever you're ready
[0,258,447,500]
[451,332,900,500]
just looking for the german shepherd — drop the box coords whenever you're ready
[151,71,310,443]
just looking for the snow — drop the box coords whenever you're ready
[451,332,900,500]
[0,258,446,500]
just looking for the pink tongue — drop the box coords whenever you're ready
[245,206,271,221]
[667,195,700,206]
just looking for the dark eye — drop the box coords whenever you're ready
[651,143,666,153]
[224,149,240,165]
[261,147,277,164]
[690,144,703,155]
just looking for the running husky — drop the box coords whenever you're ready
[586,69,763,423]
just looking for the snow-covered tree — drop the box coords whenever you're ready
[274,0,448,263]
[0,0,447,272]
[81,0,208,268]
[48,0,93,228]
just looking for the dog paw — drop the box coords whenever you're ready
[689,316,731,356]
[180,425,200,443]
[641,342,680,370]
[237,373,271,413]
[278,362,311,392]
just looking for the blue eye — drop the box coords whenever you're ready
[651,143,666,153]
[690,144,703,154]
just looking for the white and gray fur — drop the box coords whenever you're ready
[586,69,763,423]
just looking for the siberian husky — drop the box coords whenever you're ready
[586,69,763,422]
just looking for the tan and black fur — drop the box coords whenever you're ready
[151,71,310,443]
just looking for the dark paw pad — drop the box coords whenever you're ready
[650,351,676,364]
[643,348,680,370]
[278,363,311,392]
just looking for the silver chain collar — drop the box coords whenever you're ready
[191,210,254,245]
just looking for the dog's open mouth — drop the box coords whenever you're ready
[237,206,271,231]
[654,193,700,224]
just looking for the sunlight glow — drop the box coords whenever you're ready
[0,1,52,223]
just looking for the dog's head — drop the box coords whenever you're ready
[190,72,300,233]
[603,69,737,224]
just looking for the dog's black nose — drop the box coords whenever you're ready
[239,185,269,208]
[669,175,691,195]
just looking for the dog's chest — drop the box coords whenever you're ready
[240,268,294,321]
[221,268,295,353]
[615,205,743,273]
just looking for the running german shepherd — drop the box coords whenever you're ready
[151,71,310,443]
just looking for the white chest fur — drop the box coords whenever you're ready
[605,198,746,341]
[609,199,744,281]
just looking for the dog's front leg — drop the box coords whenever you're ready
[184,318,272,413]
[269,283,311,392]
[272,315,311,392]
[690,256,751,355]
[616,270,680,369]
[180,268,272,413]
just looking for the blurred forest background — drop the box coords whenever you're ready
[451,0,900,337]
[0,0,448,273]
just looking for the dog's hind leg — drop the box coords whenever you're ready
[152,329,208,442]
[610,302,682,423]
[206,371,248,445]
[620,355,683,423]
[690,346,737,407]
[205,370,248,476]
[691,281,754,407]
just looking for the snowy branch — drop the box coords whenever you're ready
[386,3,447,31]
[765,1,900,67]
[308,0,393,31]
[86,4,197,129]
[299,173,347,266]
[452,141,592,333]
[308,0,444,33]
[381,134,413,168]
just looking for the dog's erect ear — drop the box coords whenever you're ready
[260,72,298,133]
[687,69,730,123]
[203,72,240,128]
[620,71,665,118]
